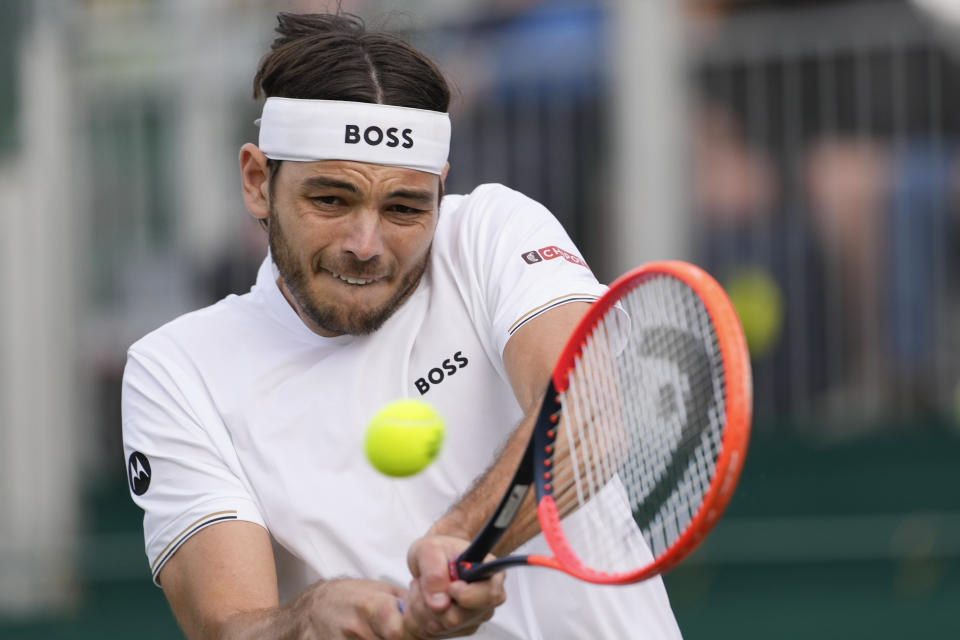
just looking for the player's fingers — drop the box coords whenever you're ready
[403,580,450,638]
[364,587,418,640]
[447,572,506,610]
[405,581,498,637]
[402,578,438,635]
[403,579,493,639]
[409,540,452,610]
[418,601,496,639]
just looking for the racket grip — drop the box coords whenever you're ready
[448,558,460,581]
[451,555,531,582]
[451,553,491,582]
[451,558,489,582]
[451,556,488,582]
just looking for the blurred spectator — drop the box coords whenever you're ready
[694,103,778,228]
[887,138,956,409]
[805,135,955,415]
[694,102,828,417]
[806,135,889,404]
[434,0,607,258]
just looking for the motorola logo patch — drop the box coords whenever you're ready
[128,451,152,496]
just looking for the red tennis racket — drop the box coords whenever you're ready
[453,261,752,584]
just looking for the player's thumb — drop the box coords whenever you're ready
[408,537,452,610]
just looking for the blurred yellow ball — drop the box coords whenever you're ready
[365,399,445,477]
[725,268,784,359]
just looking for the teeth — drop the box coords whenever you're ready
[329,270,374,285]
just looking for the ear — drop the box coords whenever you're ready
[437,162,450,205]
[239,143,272,221]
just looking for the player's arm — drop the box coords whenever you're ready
[428,301,592,550]
[404,301,590,634]
[158,520,415,639]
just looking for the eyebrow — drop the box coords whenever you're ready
[301,176,435,206]
[301,176,360,194]
[385,188,435,206]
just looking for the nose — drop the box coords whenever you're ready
[341,208,384,262]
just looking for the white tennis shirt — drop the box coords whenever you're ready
[122,183,682,639]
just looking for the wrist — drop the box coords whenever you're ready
[283,579,334,639]
[428,514,473,540]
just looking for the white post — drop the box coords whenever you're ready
[608,0,690,277]
[174,1,237,263]
[0,17,79,612]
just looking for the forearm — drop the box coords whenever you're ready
[430,412,542,557]
[431,304,594,558]
[218,578,414,640]
[193,580,321,640]
[216,605,302,640]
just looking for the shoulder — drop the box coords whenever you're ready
[436,183,554,244]
[440,183,545,219]
[127,293,259,366]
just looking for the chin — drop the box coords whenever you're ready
[307,301,394,336]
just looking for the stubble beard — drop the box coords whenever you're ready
[268,201,429,336]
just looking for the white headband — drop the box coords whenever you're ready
[257,97,451,175]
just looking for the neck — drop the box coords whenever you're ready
[275,276,342,338]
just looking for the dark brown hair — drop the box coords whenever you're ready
[252,12,450,218]
[254,12,450,111]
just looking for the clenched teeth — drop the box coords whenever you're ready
[328,269,375,285]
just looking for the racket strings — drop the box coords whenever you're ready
[550,275,727,575]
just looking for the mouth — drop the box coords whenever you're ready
[323,268,383,286]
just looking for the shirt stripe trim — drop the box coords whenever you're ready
[150,510,238,572]
[507,295,599,336]
[151,514,238,585]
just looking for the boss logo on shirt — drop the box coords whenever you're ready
[415,351,469,395]
[520,246,587,267]
[344,124,414,148]
[128,451,151,496]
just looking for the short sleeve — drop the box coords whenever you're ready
[121,345,266,585]
[456,184,608,356]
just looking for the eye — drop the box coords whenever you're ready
[311,195,343,206]
[388,204,427,215]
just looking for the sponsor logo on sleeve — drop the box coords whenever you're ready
[128,451,152,496]
[522,250,543,264]
[519,246,587,267]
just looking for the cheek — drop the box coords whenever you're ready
[281,208,334,254]
[395,223,436,263]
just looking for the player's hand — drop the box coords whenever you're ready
[292,577,418,639]
[404,535,507,638]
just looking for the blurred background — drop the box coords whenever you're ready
[1,0,959,637]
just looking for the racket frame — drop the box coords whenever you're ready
[453,261,752,584]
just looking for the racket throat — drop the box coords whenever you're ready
[458,381,561,561]
[453,381,561,581]
[456,437,535,566]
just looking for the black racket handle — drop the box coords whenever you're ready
[450,555,531,582]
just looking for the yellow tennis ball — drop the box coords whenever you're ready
[725,267,785,359]
[365,399,445,477]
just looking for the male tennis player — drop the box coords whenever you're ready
[122,12,682,639]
